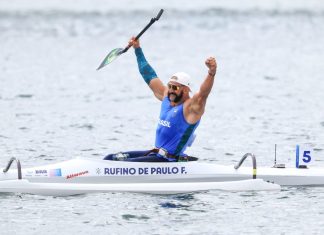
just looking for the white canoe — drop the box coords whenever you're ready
[2,154,324,196]
[1,157,324,185]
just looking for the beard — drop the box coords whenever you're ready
[168,91,183,103]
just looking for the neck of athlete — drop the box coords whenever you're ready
[170,94,190,107]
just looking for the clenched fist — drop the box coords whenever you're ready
[205,57,217,76]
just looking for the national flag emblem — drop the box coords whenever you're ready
[49,168,62,177]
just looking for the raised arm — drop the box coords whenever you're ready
[129,37,166,101]
[184,57,217,123]
[198,57,217,99]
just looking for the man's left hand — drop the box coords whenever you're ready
[205,57,217,76]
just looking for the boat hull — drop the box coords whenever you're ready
[1,158,324,186]
[0,179,280,196]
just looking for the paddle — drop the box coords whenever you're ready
[97,9,164,70]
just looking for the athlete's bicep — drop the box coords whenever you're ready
[188,93,206,115]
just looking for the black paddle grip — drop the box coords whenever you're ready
[135,9,164,40]
[156,9,164,20]
[124,9,164,54]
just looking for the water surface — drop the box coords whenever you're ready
[1,0,324,234]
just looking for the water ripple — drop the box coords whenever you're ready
[16,94,33,99]
[122,214,150,221]
[159,202,190,209]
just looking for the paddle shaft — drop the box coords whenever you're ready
[121,9,164,53]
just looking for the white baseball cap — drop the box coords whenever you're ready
[169,72,192,91]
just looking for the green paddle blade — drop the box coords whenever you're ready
[97,48,124,70]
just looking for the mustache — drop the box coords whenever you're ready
[168,91,183,103]
[167,92,178,99]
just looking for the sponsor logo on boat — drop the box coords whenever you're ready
[66,170,89,179]
[96,168,102,175]
[25,170,34,177]
[158,119,171,128]
[104,166,187,176]
[49,168,62,177]
[35,169,48,176]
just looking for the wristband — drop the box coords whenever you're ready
[208,71,216,77]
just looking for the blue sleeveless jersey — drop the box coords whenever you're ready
[155,97,200,156]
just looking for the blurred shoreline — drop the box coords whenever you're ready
[1,0,324,12]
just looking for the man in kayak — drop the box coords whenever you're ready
[104,37,217,162]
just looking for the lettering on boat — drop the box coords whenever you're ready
[35,169,48,175]
[104,167,187,176]
[25,170,34,177]
[34,169,48,176]
[66,170,89,179]
[104,168,137,175]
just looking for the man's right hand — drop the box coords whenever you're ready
[128,37,140,48]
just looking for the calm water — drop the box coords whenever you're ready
[1,0,324,234]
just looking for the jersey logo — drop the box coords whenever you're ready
[158,119,171,128]
[172,108,178,117]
